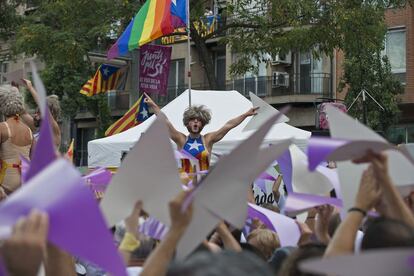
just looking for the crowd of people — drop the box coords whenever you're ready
[0,83,414,276]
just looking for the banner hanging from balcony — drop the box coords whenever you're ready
[139,44,172,96]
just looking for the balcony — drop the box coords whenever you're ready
[226,73,332,104]
[100,73,332,113]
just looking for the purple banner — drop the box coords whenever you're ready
[139,44,172,96]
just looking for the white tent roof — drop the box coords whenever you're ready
[88,90,311,168]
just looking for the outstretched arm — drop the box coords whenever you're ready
[354,151,414,228]
[144,93,186,148]
[324,166,381,257]
[140,191,193,276]
[21,79,61,148]
[205,107,258,146]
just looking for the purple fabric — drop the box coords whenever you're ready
[0,159,126,276]
[139,217,169,240]
[307,137,348,171]
[277,149,293,193]
[25,109,57,181]
[258,171,276,181]
[171,15,186,28]
[139,44,172,96]
[247,203,300,247]
[407,255,414,268]
[83,168,112,192]
[19,154,30,184]
[0,257,7,276]
[247,203,274,230]
[283,193,343,215]
[175,149,197,161]
[254,179,267,192]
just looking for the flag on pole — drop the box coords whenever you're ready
[107,0,188,60]
[105,95,153,136]
[66,139,74,163]
[80,65,125,96]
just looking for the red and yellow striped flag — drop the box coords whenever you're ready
[105,94,152,136]
[80,64,124,97]
[66,139,74,163]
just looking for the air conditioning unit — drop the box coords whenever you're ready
[272,72,289,88]
[271,52,292,64]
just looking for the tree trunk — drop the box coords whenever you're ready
[190,22,219,90]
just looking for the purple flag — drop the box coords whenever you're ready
[0,159,126,276]
[139,217,169,240]
[19,154,30,184]
[254,179,267,192]
[307,137,397,171]
[283,192,343,216]
[307,137,347,171]
[25,109,57,181]
[258,171,276,181]
[83,167,112,192]
[139,44,172,96]
[277,149,293,194]
[247,203,300,247]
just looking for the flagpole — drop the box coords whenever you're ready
[186,0,192,107]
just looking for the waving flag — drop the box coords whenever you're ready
[66,139,74,163]
[108,0,188,59]
[80,65,125,96]
[104,94,153,136]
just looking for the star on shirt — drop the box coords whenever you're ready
[187,139,202,151]
[140,107,148,118]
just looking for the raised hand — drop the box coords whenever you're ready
[125,200,143,238]
[354,166,382,212]
[21,79,34,91]
[315,205,335,244]
[1,210,49,276]
[169,190,193,232]
[245,107,259,117]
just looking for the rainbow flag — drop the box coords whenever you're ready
[80,64,125,97]
[105,94,153,136]
[108,0,187,60]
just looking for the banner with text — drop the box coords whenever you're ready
[139,44,172,96]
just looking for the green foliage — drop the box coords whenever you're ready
[226,0,410,76]
[11,0,142,138]
[223,0,408,131]
[0,0,24,40]
[340,53,403,133]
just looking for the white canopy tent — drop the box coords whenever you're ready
[88,90,311,168]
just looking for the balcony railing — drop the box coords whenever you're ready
[226,73,332,98]
[100,73,332,112]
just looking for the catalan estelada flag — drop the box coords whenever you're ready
[66,139,74,163]
[107,0,187,59]
[105,94,153,136]
[80,64,123,96]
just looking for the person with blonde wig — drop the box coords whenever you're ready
[144,93,258,176]
[0,85,33,198]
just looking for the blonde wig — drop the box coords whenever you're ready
[182,105,212,127]
[0,85,25,117]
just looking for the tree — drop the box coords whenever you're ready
[0,0,24,40]
[12,0,142,137]
[185,0,410,132]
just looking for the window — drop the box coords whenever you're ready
[167,59,185,98]
[0,62,9,84]
[384,28,406,82]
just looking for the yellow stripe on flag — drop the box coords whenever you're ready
[140,0,158,45]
